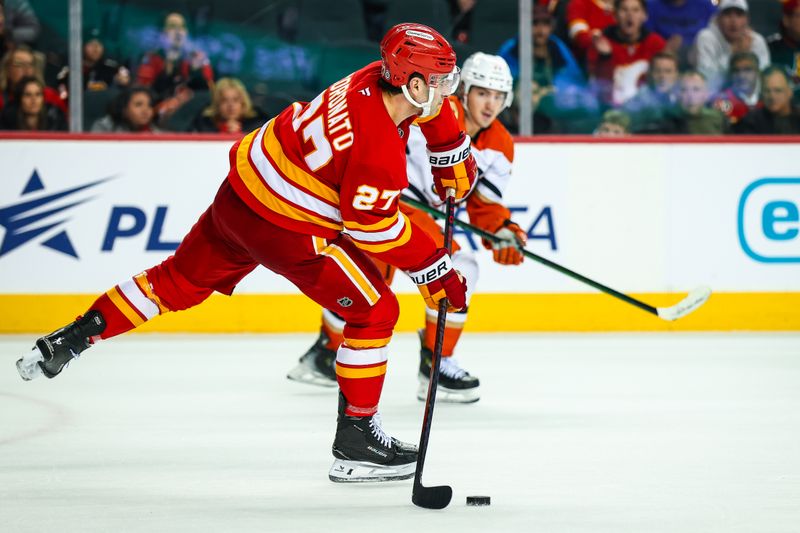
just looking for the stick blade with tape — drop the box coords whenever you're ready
[657,286,712,321]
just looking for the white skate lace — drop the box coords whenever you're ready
[440,357,468,380]
[368,413,392,448]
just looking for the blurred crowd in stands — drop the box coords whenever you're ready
[0,0,798,135]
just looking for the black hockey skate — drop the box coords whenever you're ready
[329,392,417,482]
[286,331,337,387]
[16,311,106,381]
[417,330,480,403]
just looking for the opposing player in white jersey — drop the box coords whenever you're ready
[288,52,525,404]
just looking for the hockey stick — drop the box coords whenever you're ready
[400,195,711,321]
[412,188,456,510]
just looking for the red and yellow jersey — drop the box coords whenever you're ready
[226,61,462,270]
[406,95,515,233]
[587,27,666,106]
[567,0,615,55]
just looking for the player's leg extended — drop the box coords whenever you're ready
[287,257,396,388]
[17,191,257,381]
[418,250,481,403]
[264,234,415,482]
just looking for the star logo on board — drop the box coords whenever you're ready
[0,169,110,259]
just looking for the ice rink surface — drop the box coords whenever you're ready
[1,332,799,533]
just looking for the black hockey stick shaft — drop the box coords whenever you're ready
[400,195,659,317]
[412,189,455,510]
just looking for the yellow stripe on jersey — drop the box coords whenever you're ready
[107,286,146,327]
[342,211,399,232]
[261,121,340,205]
[349,213,413,253]
[312,236,328,255]
[236,130,343,231]
[335,362,387,379]
[343,336,392,349]
[133,272,168,314]
[320,243,381,305]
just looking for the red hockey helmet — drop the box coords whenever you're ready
[380,23,458,90]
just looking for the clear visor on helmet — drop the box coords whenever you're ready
[427,67,461,96]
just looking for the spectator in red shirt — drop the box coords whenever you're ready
[567,0,616,59]
[711,51,761,125]
[135,11,213,122]
[0,45,66,114]
[588,0,667,106]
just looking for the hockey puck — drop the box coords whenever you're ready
[466,496,491,506]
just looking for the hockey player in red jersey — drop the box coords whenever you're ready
[288,52,524,404]
[16,23,478,484]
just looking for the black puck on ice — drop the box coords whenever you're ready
[466,495,491,506]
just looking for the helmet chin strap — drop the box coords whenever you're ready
[401,85,437,117]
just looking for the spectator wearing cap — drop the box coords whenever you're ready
[735,66,800,133]
[498,4,588,133]
[55,28,130,100]
[645,0,716,64]
[499,5,583,85]
[694,0,770,93]
[767,0,800,88]
[587,0,666,106]
[658,69,728,133]
[594,109,631,135]
[623,51,680,132]
[711,51,761,125]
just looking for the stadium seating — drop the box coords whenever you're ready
[295,0,369,43]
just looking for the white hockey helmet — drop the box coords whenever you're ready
[460,52,514,110]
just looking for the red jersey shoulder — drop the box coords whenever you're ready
[344,62,405,147]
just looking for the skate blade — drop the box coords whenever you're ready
[286,361,337,388]
[16,348,44,381]
[417,378,480,404]
[328,459,415,483]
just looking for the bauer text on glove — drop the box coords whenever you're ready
[408,249,468,311]
[427,133,478,201]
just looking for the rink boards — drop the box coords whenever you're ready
[0,134,798,332]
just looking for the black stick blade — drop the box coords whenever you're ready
[412,484,453,510]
